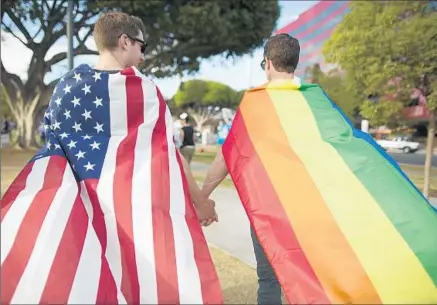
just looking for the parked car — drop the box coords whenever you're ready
[376,136,421,153]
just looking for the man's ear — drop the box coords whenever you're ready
[119,35,129,50]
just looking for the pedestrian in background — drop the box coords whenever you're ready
[179,112,196,164]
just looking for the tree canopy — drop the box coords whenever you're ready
[323,1,437,126]
[106,0,281,78]
[172,79,243,131]
[174,79,242,109]
[1,0,280,148]
[322,1,437,197]
[306,64,361,120]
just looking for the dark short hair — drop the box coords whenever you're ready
[263,34,300,73]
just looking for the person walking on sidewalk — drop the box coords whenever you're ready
[179,112,196,164]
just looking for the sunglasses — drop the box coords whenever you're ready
[260,59,266,70]
[123,34,147,55]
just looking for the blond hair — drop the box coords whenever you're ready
[93,12,146,52]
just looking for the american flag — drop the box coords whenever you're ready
[1,64,223,304]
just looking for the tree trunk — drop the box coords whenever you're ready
[13,112,35,149]
[423,110,436,199]
[188,110,209,132]
[3,89,40,150]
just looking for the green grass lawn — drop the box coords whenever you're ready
[192,151,217,164]
[193,150,437,197]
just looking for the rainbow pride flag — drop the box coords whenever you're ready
[222,79,437,304]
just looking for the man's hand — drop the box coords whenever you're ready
[195,197,218,227]
[177,149,218,226]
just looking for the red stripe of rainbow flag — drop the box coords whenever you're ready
[222,80,437,304]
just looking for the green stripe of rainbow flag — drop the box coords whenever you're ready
[222,80,437,304]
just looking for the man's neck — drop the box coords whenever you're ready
[269,72,295,82]
[94,51,126,71]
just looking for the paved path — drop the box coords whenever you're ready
[202,186,257,268]
[202,185,437,268]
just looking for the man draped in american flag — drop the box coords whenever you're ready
[1,12,222,304]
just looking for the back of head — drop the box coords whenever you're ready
[93,11,146,53]
[179,112,189,124]
[263,34,300,74]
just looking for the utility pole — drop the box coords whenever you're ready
[67,0,74,70]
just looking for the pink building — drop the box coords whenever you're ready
[275,1,350,78]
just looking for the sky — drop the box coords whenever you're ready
[1,1,318,99]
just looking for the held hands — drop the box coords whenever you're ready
[195,197,218,227]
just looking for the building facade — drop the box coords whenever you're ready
[275,1,350,78]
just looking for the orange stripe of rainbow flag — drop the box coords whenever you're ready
[222,80,437,304]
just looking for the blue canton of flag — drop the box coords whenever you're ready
[33,64,112,181]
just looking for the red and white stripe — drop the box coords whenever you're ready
[1,67,222,304]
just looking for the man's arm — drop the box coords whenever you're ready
[150,80,215,223]
[179,151,202,204]
[201,147,229,198]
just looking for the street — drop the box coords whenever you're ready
[388,151,437,167]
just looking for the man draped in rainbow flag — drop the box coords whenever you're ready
[201,34,437,304]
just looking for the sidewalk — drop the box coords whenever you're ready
[202,186,437,268]
[202,186,256,268]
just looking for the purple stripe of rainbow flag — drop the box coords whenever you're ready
[222,80,437,304]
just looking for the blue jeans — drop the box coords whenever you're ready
[251,227,282,304]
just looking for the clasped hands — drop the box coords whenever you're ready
[194,196,218,227]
